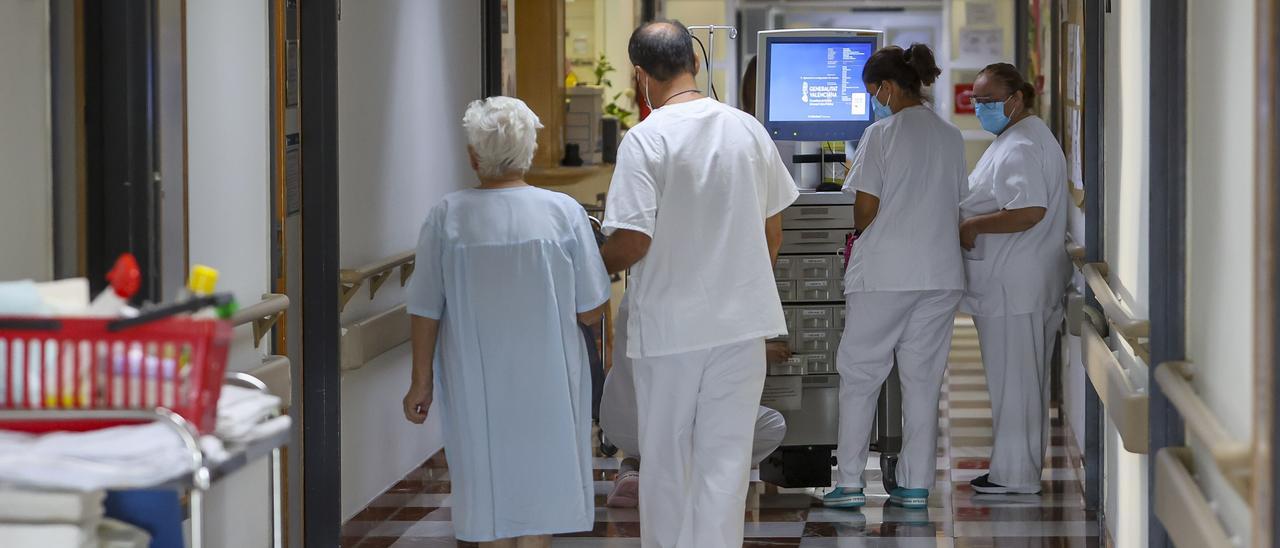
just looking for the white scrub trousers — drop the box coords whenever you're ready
[836,290,962,490]
[972,305,1064,491]
[632,338,766,548]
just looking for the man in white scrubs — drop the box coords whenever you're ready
[599,20,798,548]
[826,44,966,511]
[961,63,1070,495]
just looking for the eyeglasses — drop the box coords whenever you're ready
[970,95,1011,105]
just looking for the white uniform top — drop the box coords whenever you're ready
[603,98,799,359]
[406,186,611,541]
[960,116,1071,316]
[842,105,967,293]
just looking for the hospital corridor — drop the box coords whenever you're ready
[0,0,1277,547]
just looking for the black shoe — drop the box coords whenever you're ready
[970,474,1042,495]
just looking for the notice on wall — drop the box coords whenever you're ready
[959,28,1003,58]
[1066,24,1082,103]
[965,2,998,26]
[1068,109,1084,191]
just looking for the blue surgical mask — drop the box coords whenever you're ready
[975,99,1011,134]
[871,86,893,119]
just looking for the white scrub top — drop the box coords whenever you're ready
[603,98,799,359]
[960,116,1071,316]
[842,105,967,293]
[406,186,611,542]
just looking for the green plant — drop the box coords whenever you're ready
[604,91,635,128]
[593,52,615,87]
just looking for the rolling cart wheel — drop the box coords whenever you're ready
[598,430,618,458]
[880,453,899,492]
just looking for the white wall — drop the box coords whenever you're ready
[337,0,482,520]
[185,1,273,546]
[0,0,53,282]
[1099,3,1150,546]
[186,0,272,370]
[1102,0,1150,320]
[1186,0,1256,543]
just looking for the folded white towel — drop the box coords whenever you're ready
[0,520,98,548]
[0,423,195,491]
[216,386,282,442]
[0,489,103,524]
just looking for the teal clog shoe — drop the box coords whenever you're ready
[822,487,866,508]
[889,487,930,509]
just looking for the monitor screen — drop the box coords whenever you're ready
[767,41,874,123]
[758,33,880,142]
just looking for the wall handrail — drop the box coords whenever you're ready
[1066,240,1086,269]
[1154,447,1235,548]
[339,250,416,311]
[341,304,410,372]
[1082,317,1149,453]
[1082,262,1151,361]
[230,293,290,348]
[1154,361,1253,497]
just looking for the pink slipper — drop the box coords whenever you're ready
[606,471,640,508]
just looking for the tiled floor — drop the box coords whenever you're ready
[342,317,1101,547]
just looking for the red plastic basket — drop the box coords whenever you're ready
[0,316,233,434]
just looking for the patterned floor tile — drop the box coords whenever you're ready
[340,322,1096,547]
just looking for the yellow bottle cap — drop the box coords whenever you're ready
[188,265,219,296]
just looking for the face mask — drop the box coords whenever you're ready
[871,85,893,119]
[975,98,1011,134]
[637,70,654,110]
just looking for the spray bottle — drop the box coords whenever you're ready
[87,254,142,318]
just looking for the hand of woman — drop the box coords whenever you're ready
[959,219,979,250]
[403,382,433,424]
[765,341,793,365]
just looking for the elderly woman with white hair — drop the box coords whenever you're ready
[402,96,611,547]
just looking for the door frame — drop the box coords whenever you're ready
[1148,0,1188,547]
[1259,0,1279,544]
[298,0,342,545]
[1080,0,1106,516]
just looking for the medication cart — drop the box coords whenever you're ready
[759,192,903,490]
[749,27,904,490]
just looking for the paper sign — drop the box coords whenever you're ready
[959,28,1003,58]
[761,376,803,411]
[1068,108,1084,190]
[1066,24,1082,103]
[966,2,998,26]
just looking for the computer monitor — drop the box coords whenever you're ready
[755,29,883,142]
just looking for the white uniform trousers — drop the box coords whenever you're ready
[972,305,1063,491]
[603,403,787,468]
[835,290,962,490]
[632,338,766,548]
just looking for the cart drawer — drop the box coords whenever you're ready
[773,256,796,280]
[806,353,836,375]
[770,354,808,376]
[781,230,845,255]
[797,329,838,353]
[834,305,848,329]
[795,306,835,329]
[776,280,797,302]
[783,205,852,229]
[798,279,839,301]
[796,255,839,280]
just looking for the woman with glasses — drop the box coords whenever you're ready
[960,63,1071,495]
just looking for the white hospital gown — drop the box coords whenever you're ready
[406,186,611,542]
